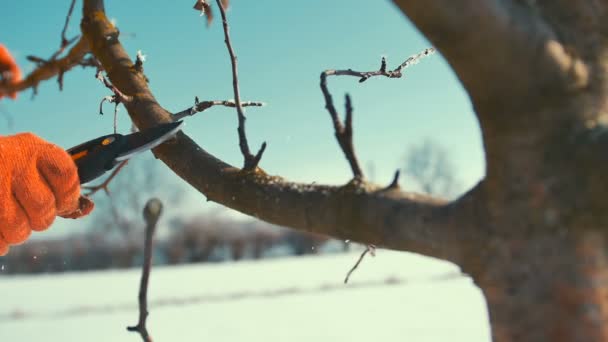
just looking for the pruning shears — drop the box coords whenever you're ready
[67,121,184,184]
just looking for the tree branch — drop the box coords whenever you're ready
[80,0,484,266]
[344,244,376,284]
[127,198,162,342]
[172,97,264,121]
[96,69,133,133]
[0,38,91,98]
[215,0,266,171]
[318,77,363,179]
[62,0,78,42]
[82,160,129,196]
[52,0,79,62]
[323,48,435,83]
[319,47,434,181]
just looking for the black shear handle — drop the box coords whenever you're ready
[67,134,127,184]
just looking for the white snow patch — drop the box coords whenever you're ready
[0,250,490,341]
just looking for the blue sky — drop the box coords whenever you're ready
[1,0,485,235]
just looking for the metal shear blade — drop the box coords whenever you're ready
[115,121,184,161]
[67,121,184,184]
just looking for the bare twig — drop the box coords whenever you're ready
[0,38,91,98]
[324,48,435,83]
[132,50,150,83]
[96,70,132,133]
[29,33,81,91]
[133,50,146,74]
[47,35,80,63]
[320,73,364,179]
[319,47,435,180]
[61,0,78,45]
[96,70,131,102]
[386,170,401,190]
[173,97,265,121]
[82,160,129,196]
[216,0,266,171]
[27,0,82,91]
[49,35,81,64]
[127,198,163,342]
[344,244,376,284]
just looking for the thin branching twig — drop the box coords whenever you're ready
[82,160,129,196]
[127,198,163,342]
[96,70,132,133]
[320,76,363,179]
[173,97,265,121]
[28,0,82,91]
[50,0,80,62]
[216,0,266,171]
[344,244,376,284]
[0,38,91,98]
[324,48,435,83]
[61,0,78,45]
[320,47,435,181]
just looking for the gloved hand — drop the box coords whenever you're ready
[0,44,22,100]
[0,133,94,256]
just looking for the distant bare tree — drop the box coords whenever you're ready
[89,155,178,230]
[403,139,460,198]
[86,155,182,267]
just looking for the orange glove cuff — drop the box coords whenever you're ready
[0,44,22,100]
[0,133,94,256]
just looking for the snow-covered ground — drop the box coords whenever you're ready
[0,250,491,341]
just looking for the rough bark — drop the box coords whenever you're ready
[394,0,608,340]
[76,0,608,340]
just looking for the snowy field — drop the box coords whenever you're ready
[0,250,491,341]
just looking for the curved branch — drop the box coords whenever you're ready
[0,38,91,97]
[81,0,484,266]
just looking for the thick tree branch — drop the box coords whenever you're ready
[0,38,91,97]
[80,0,483,266]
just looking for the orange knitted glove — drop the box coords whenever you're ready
[0,44,22,100]
[0,133,94,256]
